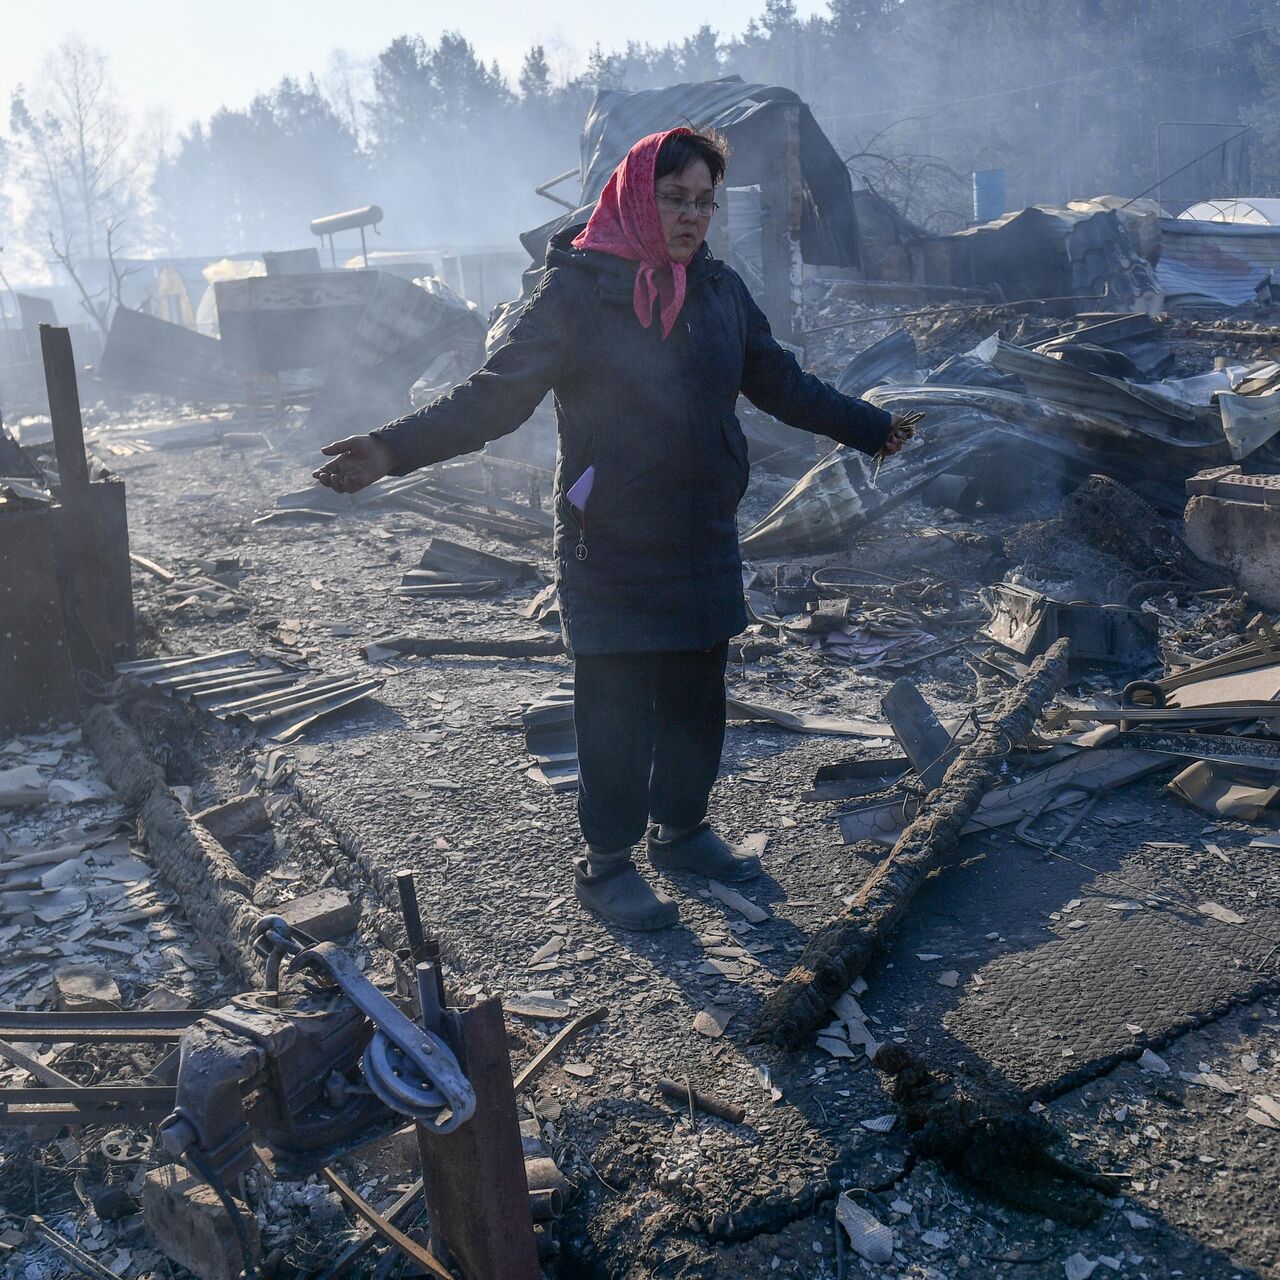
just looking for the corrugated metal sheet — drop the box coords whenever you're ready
[1155,218,1280,307]
[98,307,242,401]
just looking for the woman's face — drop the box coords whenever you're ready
[655,159,716,265]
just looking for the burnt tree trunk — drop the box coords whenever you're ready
[754,638,1070,1047]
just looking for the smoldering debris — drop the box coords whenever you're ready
[10,69,1280,1280]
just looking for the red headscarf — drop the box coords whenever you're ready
[572,127,692,340]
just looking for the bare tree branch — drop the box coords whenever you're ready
[47,231,108,338]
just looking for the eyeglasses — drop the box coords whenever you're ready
[656,195,718,218]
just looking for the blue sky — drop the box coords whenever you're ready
[1,0,826,127]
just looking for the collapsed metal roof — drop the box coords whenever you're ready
[924,204,1161,311]
[520,76,875,272]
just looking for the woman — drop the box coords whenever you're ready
[314,126,911,932]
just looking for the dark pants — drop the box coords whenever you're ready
[575,643,729,854]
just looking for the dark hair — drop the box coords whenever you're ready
[654,127,730,186]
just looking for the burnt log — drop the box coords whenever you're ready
[369,634,565,659]
[754,637,1070,1046]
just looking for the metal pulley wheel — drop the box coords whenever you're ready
[287,938,477,1134]
[361,1034,448,1119]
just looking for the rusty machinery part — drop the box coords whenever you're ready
[158,937,473,1179]
[251,912,320,992]
[288,936,476,1134]
[256,916,475,1131]
[99,1129,152,1163]
[154,927,476,1280]
[157,987,376,1183]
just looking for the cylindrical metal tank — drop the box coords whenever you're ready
[309,206,384,236]
[972,169,1007,224]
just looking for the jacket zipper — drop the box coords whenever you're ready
[571,441,591,560]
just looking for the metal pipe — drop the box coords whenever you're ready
[523,1156,569,1201]
[309,206,384,236]
[535,167,581,211]
[528,1187,563,1222]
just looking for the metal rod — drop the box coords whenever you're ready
[423,938,447,1012]
[415,963,443,1036]
[656,1079,747,1125]
[397,871,426,960]
[313,1180,426,1280]
[320,1168,453,1280]
[0,1086,176,1105]
[0,1011,202,1041]
[512,1007,608,1095]
[534,167,580,211]
[0,1037,77,1087]
[27,1215,121,1280]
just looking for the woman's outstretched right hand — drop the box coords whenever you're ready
[313,435,396,493]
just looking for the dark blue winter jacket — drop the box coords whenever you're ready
[372,225,893,655]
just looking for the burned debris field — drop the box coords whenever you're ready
[4,8,1280,1280]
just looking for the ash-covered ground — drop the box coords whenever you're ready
[51,377,1272,1280]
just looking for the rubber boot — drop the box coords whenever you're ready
[574,849,678,931]
[647,821,762,882]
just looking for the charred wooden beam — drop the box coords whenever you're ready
[368,634,565,659]
[755,638,1070,1047]
[84,702,261,983]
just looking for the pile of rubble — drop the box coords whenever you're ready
[6,205,1280,1277]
